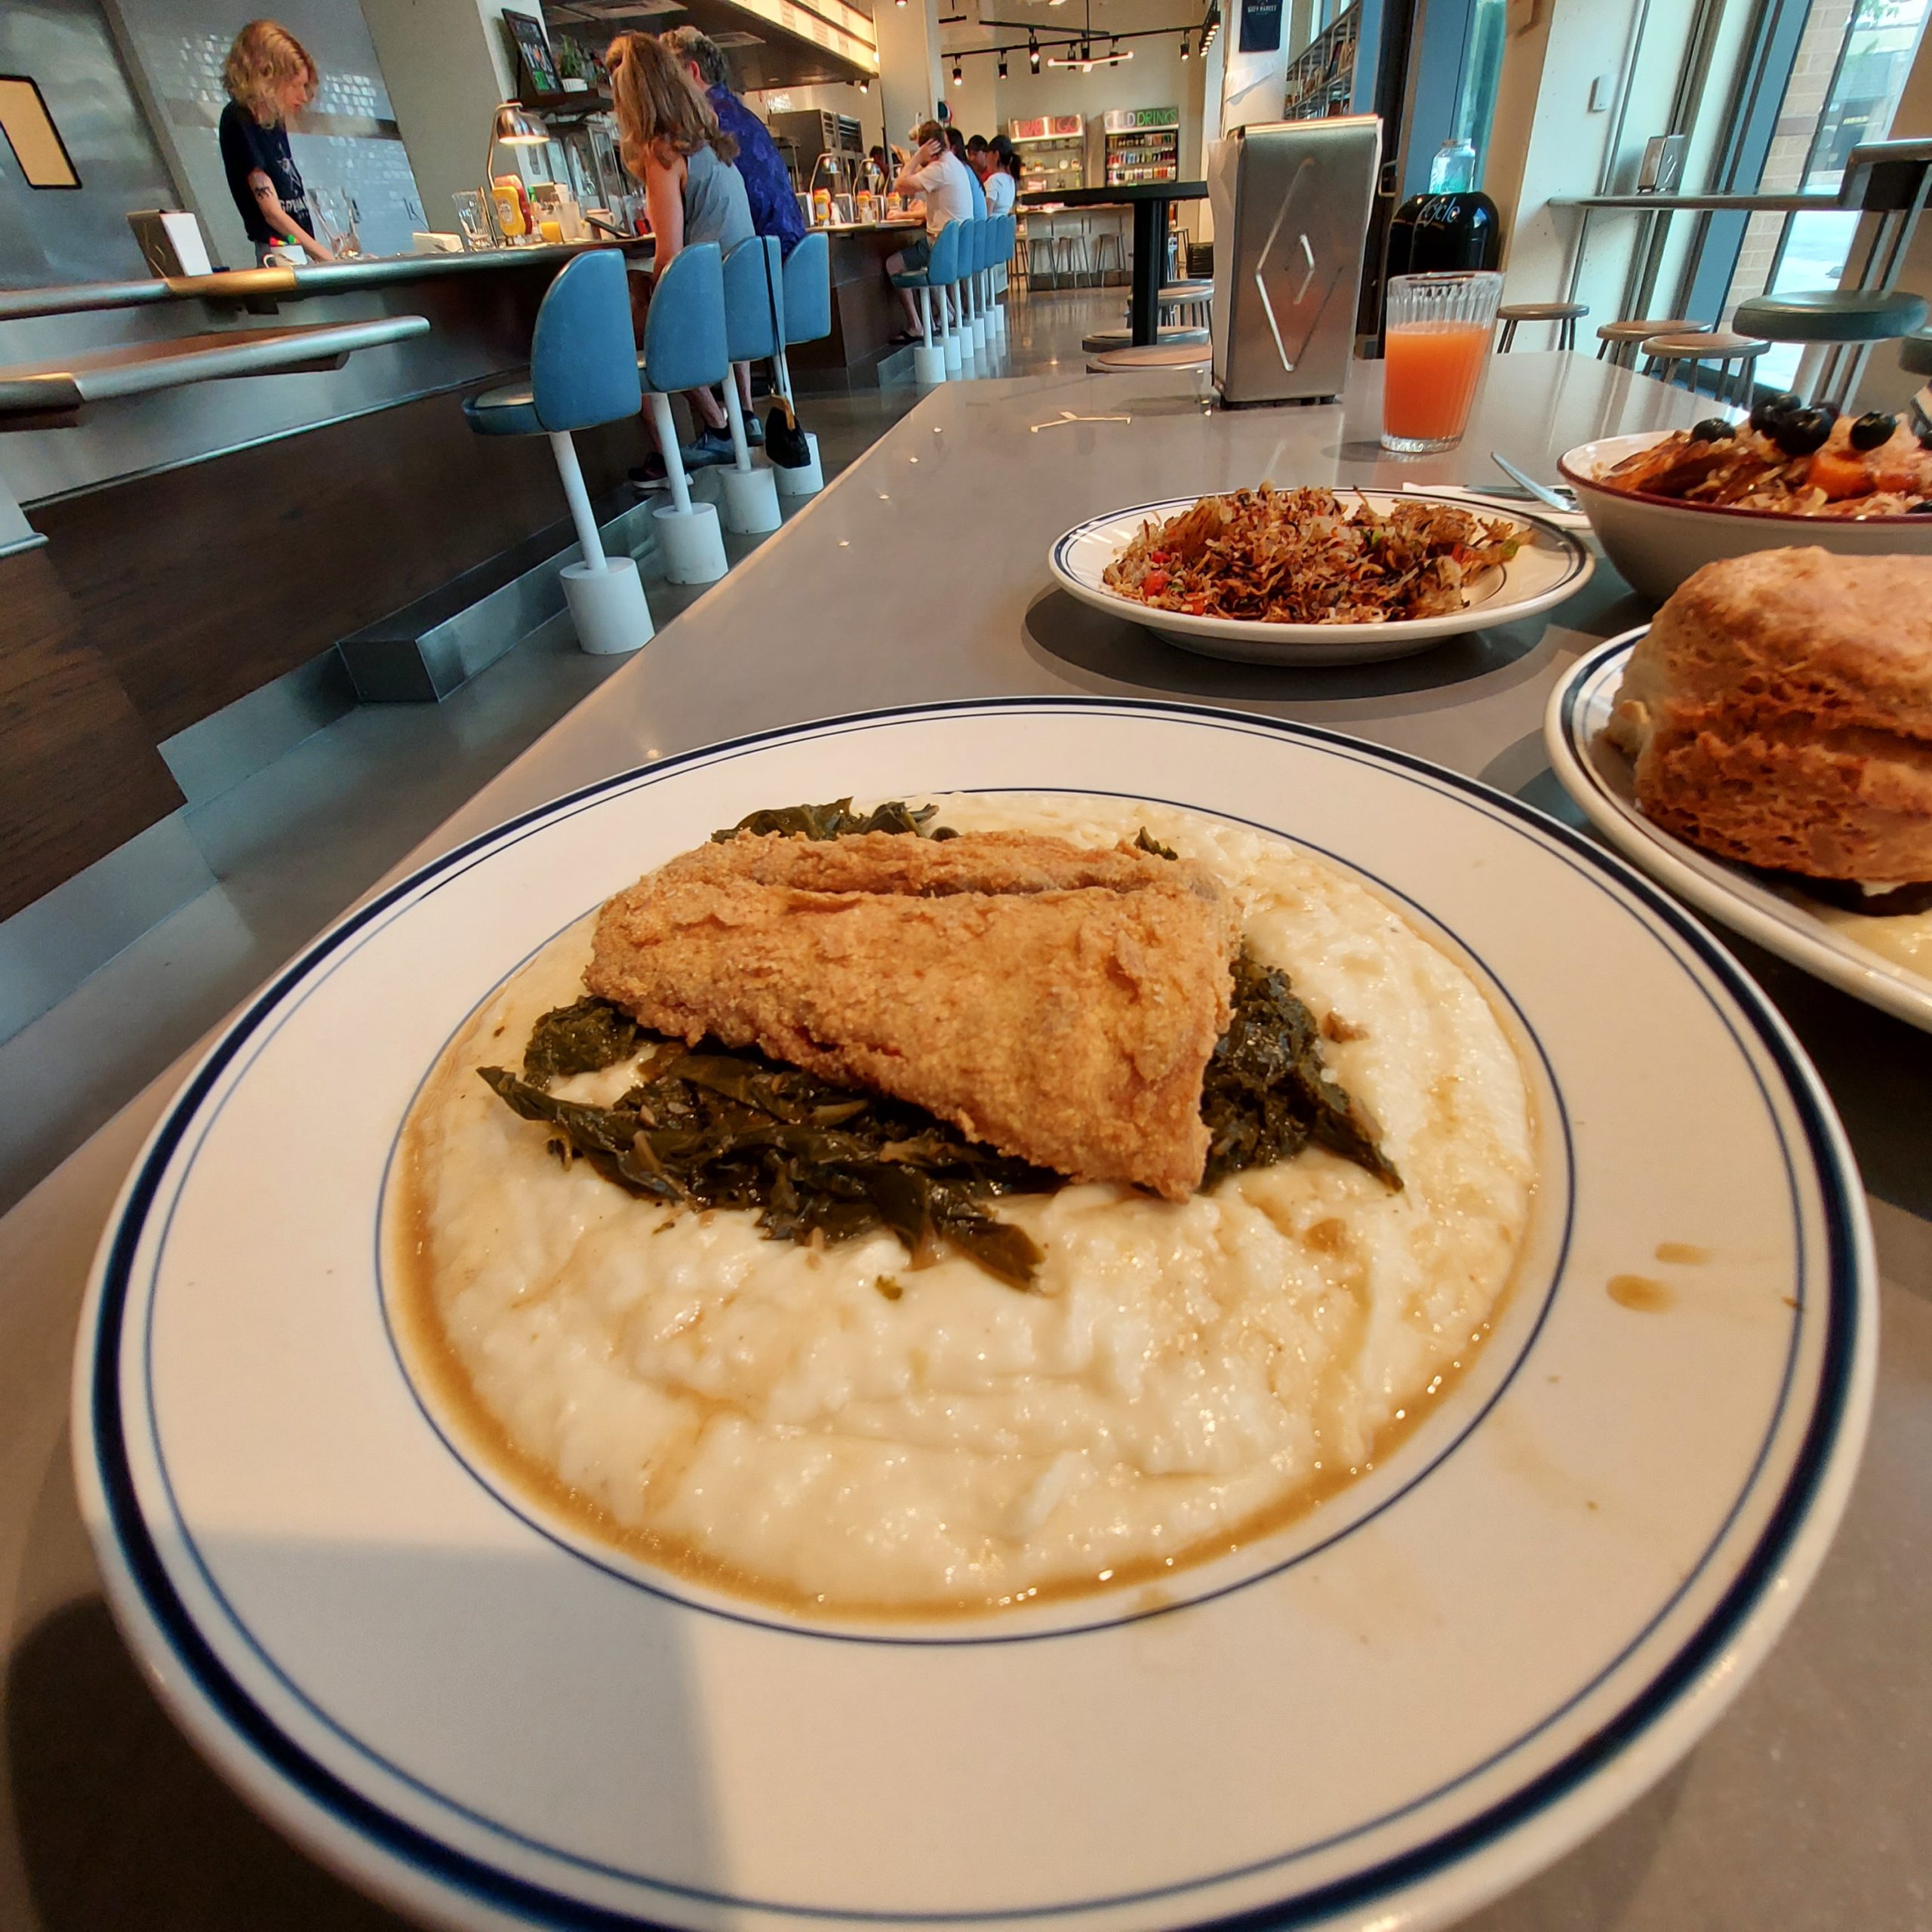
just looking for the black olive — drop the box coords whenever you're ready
[1850,411,1897,451]
[1689,417,1734,442]
[1771,406,1832,456]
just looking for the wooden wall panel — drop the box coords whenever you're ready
[32,391,644,743]
[0,546,186,922]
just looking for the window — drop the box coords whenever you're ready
[1724,0,1932,385]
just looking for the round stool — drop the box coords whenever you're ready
[1081,324,1209,352]
[1732,288,1930,408]
[1087,342,1211,374]
[1091,223,1125,281]
[1597,317,1706,369]
[1498,301,1588,351]
[1158,278,1214,329]
[1899,328,1932,377]
[1641,328,1770,414]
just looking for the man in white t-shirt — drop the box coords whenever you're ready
[886,120,975,343]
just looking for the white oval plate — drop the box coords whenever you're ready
[1546,632,1932,1034]
[1048,493,1595,664]
[75,700,1871,1932]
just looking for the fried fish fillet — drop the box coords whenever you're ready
[586,829,1239,1198]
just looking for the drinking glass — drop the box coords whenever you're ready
[1380,270,1503,454]
[452,189,494,250]
[313,186,362,260]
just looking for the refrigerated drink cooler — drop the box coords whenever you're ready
[1207,115,1382,408]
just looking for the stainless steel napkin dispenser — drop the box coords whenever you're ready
[1208,116,1382,407]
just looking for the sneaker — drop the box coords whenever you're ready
[688,428,737,468]
[629,454,672,489]
[743,412,765,448]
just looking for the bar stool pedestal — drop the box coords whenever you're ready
[773,431,823,497]
[561,555,652,655]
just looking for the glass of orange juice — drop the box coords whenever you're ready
[1381,271,1503,454]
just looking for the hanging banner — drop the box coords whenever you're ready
[1239,0,1283,53]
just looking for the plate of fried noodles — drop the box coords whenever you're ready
[1049,485,1595,664]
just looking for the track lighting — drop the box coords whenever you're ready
[952,58,962,85]
[1028,32,1039,69]
[1180,33,1189,59]
[998,53,1008,78]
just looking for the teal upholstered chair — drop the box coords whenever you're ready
[891,220,964,385]
[716,235,783,534]
[638,242,730,584]
[463,248,652,656]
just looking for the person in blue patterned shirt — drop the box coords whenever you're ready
[661,27,804,263]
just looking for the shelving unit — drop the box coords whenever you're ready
[1103,107,1178,186]
[1283,2,1360,120]
[1010,115,1086,195]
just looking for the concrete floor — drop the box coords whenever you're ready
[0,287,1124,1214]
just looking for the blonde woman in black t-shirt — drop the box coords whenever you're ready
[218,20,334,263]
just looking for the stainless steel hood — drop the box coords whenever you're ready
[546,0,877,92]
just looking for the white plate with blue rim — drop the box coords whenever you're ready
[75,698,1871,1932]
[1047,492,1594,664]
[1546,629,1932,1034]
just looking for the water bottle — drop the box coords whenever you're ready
[1429,137,1477,193]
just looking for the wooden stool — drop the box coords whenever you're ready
[1087,342,1211,374]
[1641,328,1770,414]
[1733,288,1930,408]
[1597,317,1706,370]
[1497,301,1587,351]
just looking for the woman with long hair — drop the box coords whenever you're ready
[605,31,755,478]
[218,20,334,263]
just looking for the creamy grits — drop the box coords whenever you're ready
[393,795,1536,1617]
[1811,900,1932,982]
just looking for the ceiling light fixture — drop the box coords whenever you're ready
[1180,32,1189,57]
[998,51,1008,77]
[1028,32,1039,67]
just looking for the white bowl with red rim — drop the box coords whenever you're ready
[1557,429,1932,603]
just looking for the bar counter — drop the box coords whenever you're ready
[0,241,655,927]
[2,351,1927,1929]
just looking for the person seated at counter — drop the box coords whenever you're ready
[661,26,804,263]
[946,128,988,219]
[974,135,1017,216]
[608,31,753,483]
[886,122,974,346]
[218,20,335,264]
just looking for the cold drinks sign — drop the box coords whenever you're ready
[1239,0,1283,53]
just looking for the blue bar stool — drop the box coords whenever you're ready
[463,248,653,657]
[956,217,983,356]
[717,236,783,534]
[990,214,1014,342]
[891,220,959,386]
[969,217,993,355]
[774,231,829,497]
[937,220,968,375]
[639,242,729,584]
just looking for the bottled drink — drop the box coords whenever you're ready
[1428,137,1477,194]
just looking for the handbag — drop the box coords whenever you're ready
[759,242,812,469]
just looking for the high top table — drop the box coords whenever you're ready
[1021,180,1206,345]
[2,352,1927,1930]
